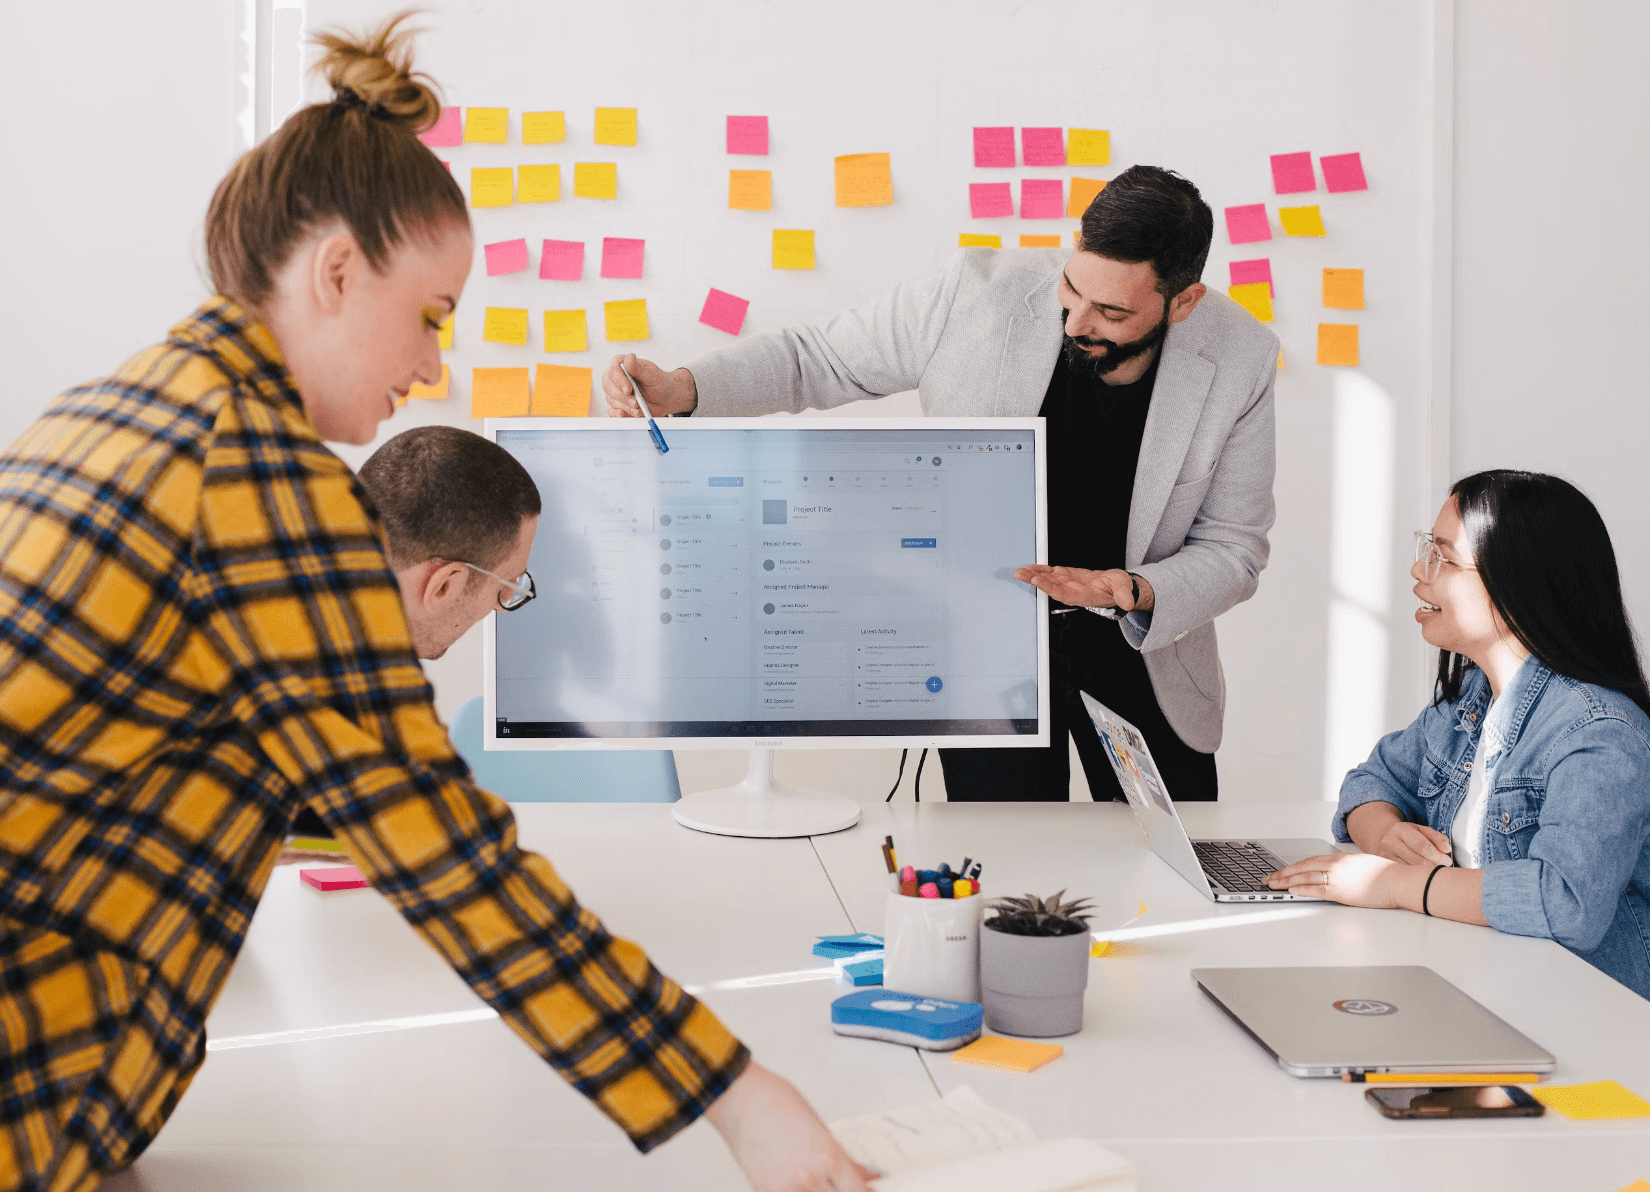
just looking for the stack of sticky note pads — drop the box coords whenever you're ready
[815,933,885,985]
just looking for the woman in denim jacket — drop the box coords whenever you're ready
[1267,471,1650,999]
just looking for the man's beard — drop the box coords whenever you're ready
[1061,305,1171,381]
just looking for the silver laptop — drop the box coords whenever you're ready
[1080,693,1337,902]
[1193,965,1556,1077]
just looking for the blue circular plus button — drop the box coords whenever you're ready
[925,676,943,693]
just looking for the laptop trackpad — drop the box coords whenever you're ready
[1258,838,1344,866]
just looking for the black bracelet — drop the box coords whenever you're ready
[1421,864,1445,916]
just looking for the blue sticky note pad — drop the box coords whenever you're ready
[830,988,983,1050]
[817,934,883,947]
[813,934,883,960]
[838,953,884,986]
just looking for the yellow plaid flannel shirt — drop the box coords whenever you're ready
[0,299,748,1191]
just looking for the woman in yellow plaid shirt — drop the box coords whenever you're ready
[0,13,869,1192]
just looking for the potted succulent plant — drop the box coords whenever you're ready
[978,890,1095,1037]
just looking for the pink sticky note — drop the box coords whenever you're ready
[970,182,1014,219]
[540,239,584,281]
[1020,178,1063,219]
[484,238,530,277]
[300,865,369,892]
[727,115,769,155]
[419,106,462,148]
[1270,152,1316,194]
[1022,127,1066,167]
[1321,152,1368,193]
[600,237,645,280]
[973,127,1015,168]
[1229,258,1274,298]
[1224,204,1272,244]
[699,288,750,336]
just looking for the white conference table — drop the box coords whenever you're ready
[110,800,1650,1192]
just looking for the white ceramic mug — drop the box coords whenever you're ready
[881,891,982,1003]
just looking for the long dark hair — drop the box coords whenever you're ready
[1436,470,1650,717]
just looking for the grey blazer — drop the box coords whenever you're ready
[687,248,1279,753]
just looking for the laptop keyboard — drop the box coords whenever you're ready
[1193,840,1287,893]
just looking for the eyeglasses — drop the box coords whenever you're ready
[460,563,536,611]
[1413,531,1477,583]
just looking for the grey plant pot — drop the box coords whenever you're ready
[978,923,1091,1037]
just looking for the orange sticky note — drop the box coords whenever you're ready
[1277,350,1286,370]
[1019,235,1062,248]
[483,307,529,346]
[1323,268,1365,309]
[471,368,530,418]
[594,107,637,146]
[604,299,650,342]
[1317,323,1360,366]
[951,1036,1064,1073]
[959,234,1001,248]
[532,364,592,417]
[522,111,565,144]
[835,153,893,207]
[470,168,514,208]
[574,162,618,199]
[1609,1182,1650,1192]
[1067,129,1110,166]
[1067,177,1107,218]
[437,314,453,351]
[773,229,815,270]
[407,364,449,400]
[729,169,772,211]
[543,309,587,353]
[1280,205,1327,236]
[1529,1081,1650,1120]
[1229,282,1274,323]
[518,164,560,204]
[464,107,507,143]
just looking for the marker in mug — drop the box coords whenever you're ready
[619,362,669,455]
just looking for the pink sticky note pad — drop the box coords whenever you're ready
[419,106,462,148]
[1229,258,1274,297]
[300,865,369,892]
[600,237,645,279]
[1321,152,1368,193]
[973,127,1015,168]
[699,288,750,336]
[1020,178,1063,219]
[1021,127,1066,167]
[1224,204,1272,244]
[969,182,1014,219]
[1270,151,1316,194]
[540,239,584,281]
[485,238,530,276]
[727,115,769,155]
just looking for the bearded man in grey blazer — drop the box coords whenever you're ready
[603,166,1277,803]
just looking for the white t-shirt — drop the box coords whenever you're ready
[1451,695,1508,868]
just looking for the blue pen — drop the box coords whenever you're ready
[619,363,669,454]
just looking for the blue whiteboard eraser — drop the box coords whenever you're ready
[830,988,983,1050]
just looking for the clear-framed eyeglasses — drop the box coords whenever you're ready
[1413,531,1477,584]
[461,563,536,611]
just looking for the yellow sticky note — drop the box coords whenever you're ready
[1277,350,1286,370]
[574,162,618,199]
[483,307,529,346]
[1280,205,1327,236]
[729,169,772,211]
[437,314,453,351]
[1067,129,1110,166]
[518,164,560,204]
[1067,177,1107,218]
[773,229,815,270]
[532,364,593,417]
[1323,268,1365,309]
[407,364,449,400]
[470,167,514,208]
[1089,940,1111,958]
[594,107,637,146]
[1610,1183,1650,1192]
[471,368,530,418]
[1020,235,1062,248]
[959,234,1001,248]
[543,309,587,353]
[1229,282,1274,323]
[951,1036,1064,1073]
[464,107,508,143]
[522,111,565,144]
[835,153,893,207]
[604,299,650,342]
[1530,1081,1650,1120]
[1317,323,1360,366]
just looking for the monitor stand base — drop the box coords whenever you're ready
[673,748,861,838]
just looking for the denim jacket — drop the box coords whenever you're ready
[1334,657,1650,1000]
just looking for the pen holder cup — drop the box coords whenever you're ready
[881,892,981,1004]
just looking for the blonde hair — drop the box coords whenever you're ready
[205,9,468,308]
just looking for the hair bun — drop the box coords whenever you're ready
[311,9,442,134]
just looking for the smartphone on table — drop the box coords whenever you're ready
[1366,1085,1544,1119]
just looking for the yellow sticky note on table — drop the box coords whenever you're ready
[532,364,592,417]
[437,314,453,351]
[518,164,560,204]
[1277,350,1286,370]
[407,363,449,400]
[1323,268,1365,309]
[594,107,637,146]
[1229,282,1274,323]
[1530,1081,1650,1120]
[543,309,587,353]
[1067,129,1110,166]
[729,169,772,211]
[835,153,893,207]
[574,162,618,199]
[1067,177,1107,218]
[522,111,565,144]
[1317,323,1359,366]
[952,1036,1064,1073]
[1280,205,1327,236]
[483,307,529,346]
[471,368,530,418]
[959,233,1001,248]
[1609,1182,1650,1192]
[464,107,507,143]
[773,229,815,270]
[1020,235,1062,248]
[470,168,514,208]
[604,299,650,342]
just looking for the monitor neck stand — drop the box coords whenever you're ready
[672,748,861,838]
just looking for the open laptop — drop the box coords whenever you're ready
[1192,965,1556,1077]
[1080,693,1338,902]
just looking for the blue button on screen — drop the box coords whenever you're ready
[708,477,744,487]
[925,676,943,693]
[901,538,937,548]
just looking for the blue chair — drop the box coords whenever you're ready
[448,697,680,803]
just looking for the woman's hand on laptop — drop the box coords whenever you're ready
[1263,852,1428,911]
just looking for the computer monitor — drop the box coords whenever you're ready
[482,418,1047,836]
